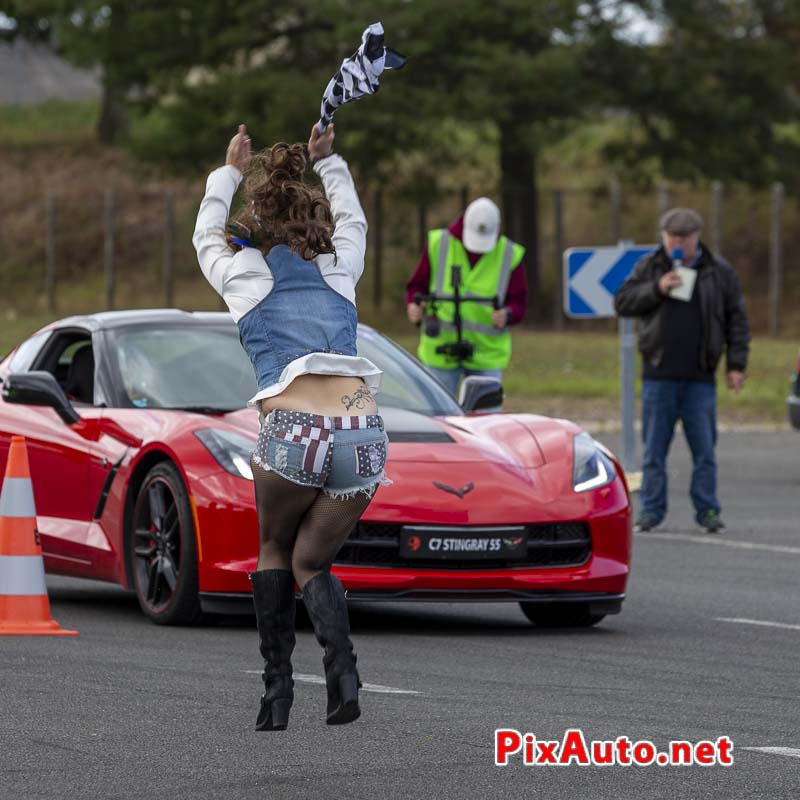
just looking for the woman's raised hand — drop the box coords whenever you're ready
[225,123,252,174]
[308,122,335,162]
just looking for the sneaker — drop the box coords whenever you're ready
[634,513,661,533]
[697,510,725,534]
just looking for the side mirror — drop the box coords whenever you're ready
[458,376,504,413]
[2,371,80,425]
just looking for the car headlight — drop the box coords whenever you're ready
[195,429,255,480]
[573,432,616,493]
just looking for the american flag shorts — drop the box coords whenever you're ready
[252,409,386,488]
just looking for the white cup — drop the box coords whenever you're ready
[668,266,697,302]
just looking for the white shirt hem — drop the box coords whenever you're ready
[248,353,383,407]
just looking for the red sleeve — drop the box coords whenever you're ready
[503,260,528,325]
[405,248,432,304]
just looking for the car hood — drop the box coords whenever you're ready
[223,407,581,470]
[95,406,598,519]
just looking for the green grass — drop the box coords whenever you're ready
[0,312,60,358]
[3,310,793,427]
[0,100,99,147]
[391,330,797,425]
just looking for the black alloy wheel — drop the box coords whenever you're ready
[130,462,201,625]
[519,602,605,628]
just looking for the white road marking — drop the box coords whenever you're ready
[715,618,800,632]
[741,747,800,760]
[244,671,422,695]
[635,531,800,556]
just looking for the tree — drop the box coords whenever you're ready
[595,0,799,185]
[2,1,267,144]
[374,0,627,315]
[6,0,628,315]
[8,1,796,314]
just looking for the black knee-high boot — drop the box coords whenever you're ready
[251,569,296,731]
[301,571,360,725]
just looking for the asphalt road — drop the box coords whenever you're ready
[1,431,798,799]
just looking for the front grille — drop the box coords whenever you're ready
[334,521,591,569]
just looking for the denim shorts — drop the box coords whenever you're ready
[252,409,391,498]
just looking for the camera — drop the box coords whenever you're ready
[436,340,475,361]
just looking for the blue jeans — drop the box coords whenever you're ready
[640,379,719,525]
[425,366,503,409]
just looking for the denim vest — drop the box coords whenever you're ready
[237,244,358,390]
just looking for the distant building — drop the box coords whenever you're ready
[0,38,100,105]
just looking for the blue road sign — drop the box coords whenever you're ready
[564,245,656,318]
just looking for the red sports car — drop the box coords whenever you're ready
[0,311,631,626]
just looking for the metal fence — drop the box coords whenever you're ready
[43,189,172,310]
[1,180,796,334]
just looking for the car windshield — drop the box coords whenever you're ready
[110,324,462,416]
[113,326,256,411]
[355,326,462,416]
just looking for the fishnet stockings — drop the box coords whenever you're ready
[252,461,374,587]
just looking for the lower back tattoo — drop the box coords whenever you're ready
[341,387,373,411]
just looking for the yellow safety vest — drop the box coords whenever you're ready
[418,229,525,370]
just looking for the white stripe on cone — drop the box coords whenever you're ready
[0,477,36,518]
[0,555,48,595]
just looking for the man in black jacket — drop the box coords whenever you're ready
[614,207,750,534]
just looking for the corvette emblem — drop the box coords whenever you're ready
[433,481,474,499]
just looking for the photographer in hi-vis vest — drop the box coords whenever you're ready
[405,198,528,405]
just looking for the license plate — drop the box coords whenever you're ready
[399,527,528,560]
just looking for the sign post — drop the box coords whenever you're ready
[619,316,637,473]
[563,243,656,474]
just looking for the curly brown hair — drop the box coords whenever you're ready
[227,142,335,260]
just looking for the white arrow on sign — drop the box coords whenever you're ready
[570,246,627,317]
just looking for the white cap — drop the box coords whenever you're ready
[462,197,501,254]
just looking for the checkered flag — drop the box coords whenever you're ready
[317,21,406,132]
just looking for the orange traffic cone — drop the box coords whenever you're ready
[0,436,78,635]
